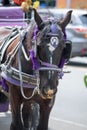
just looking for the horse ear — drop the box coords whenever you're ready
[33,9,43,28]
[60,10,72,29]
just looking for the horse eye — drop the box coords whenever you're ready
[50,37,59,47]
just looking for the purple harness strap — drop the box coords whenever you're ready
[1,72,36,89]
[29,50,40,70]
[0,78,8,92]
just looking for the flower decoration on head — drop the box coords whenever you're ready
[21,0,40,12]
[33,1,40,9]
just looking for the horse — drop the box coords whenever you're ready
[0,9,72,130]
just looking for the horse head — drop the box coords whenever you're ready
[33,9,72,99]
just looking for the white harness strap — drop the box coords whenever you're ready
[0,28,19,63]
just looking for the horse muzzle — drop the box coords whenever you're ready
[38,88,57,99]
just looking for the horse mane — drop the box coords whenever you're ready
[25,21,36,50]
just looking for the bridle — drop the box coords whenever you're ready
[32,21,66,72]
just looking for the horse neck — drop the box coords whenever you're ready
[18,23,36,74]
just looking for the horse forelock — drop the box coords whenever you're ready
[40,20,62,38]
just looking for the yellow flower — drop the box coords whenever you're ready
[26,0,32,6]
[21,0,40,12]
[21,2,29,12]
[33,1,40,9]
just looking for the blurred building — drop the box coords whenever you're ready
[56,0,87,9]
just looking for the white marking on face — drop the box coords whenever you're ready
[47,44,55,52]
[48,56,54,79]
[50,55,52,64]
[48,56,52,79]
[47,37,59,79]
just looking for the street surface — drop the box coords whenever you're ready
[0,57,87,130]
[50,65,87,130]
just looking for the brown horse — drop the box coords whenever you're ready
[0,9,72,130]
